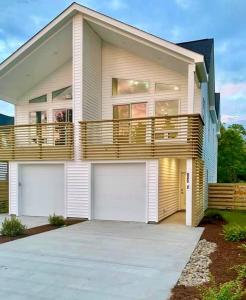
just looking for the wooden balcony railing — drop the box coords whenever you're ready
[80,114,204,160]
[0,122,74,160]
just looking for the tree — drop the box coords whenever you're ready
[218,124,246,183]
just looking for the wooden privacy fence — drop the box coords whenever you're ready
[208,183,246,210]
[0,162,8,213]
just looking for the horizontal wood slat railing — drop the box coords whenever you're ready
[208,183,246,210]
[80,114,204,160]
[0,181,8,213]
[0,122,74,160]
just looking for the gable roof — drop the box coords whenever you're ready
[0,2,205,75]
[0,113,14,125]
[177,39,214,72]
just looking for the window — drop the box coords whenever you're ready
[113,103,146,119]
[29,111,47,124]
[113,103,147,143]
[29,95,47,104]
[155,100,179,116]
[155,83,180,92]
[53,109,73,123]
[155,101,179,140]
[52,86,72,101]
[112,78,149,96]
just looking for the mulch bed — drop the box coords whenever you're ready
[170,219,246,300]
[0,218,84,245]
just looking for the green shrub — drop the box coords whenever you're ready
[48,214,65,227]
[0,216,26,237]
[223,224,246,241]
[201,280,245,300]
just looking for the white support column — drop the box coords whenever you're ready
[186,63,195,226]
[187,63,196,114]
[72,13,83,161]
[186,159,193,226]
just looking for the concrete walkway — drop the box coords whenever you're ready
[0,220,203,300]
[0,214,48,229]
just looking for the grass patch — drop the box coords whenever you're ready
[205,209,246,226]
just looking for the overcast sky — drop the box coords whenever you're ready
[0,0,245,126]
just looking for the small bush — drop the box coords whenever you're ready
[0,216,26,237]
[201,280,245,300]
[223,224,246,242]
[48,214,65,227]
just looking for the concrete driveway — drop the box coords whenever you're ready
[0,220,203,300]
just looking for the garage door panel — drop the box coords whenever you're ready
[20,164,64,217]
[93,164,146,222]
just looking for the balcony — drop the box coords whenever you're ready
[80,114,203,160]
[0,122,73,161]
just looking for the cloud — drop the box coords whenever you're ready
[175,0,192,9]
[0,100,14,116]
[222,114,246,125]
[220,82,246,98]
[0,37,23,61]
[30,15,49,27]
[106,0,128,10]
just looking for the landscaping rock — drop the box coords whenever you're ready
[178,239,217,287]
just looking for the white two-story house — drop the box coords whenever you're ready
[0,3,220,226]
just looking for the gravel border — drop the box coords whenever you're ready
[178,239,217,287]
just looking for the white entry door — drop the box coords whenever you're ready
[20,164,64,216]
[92,163,146,222]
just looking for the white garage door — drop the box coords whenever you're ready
[20,164,64,217]
[92,163,146,222]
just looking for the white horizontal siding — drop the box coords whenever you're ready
[147,160,158,222]
[102,42,188,119]
[9,162,18,215]
[66,161,90,218]
[83,21,102,121]
[158,158,179,221]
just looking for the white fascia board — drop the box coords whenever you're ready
[76,4,204,63]
[0,2,205,76]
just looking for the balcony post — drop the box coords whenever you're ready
[72,14,83,161]
[187,64,195,114]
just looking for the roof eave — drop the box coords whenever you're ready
[0,2,205,76]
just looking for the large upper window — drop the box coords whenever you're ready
[112,78,149,96]
[29,95,47,104]
[155,100,179,116]
[52,86,72,101]
[155,83,181,92]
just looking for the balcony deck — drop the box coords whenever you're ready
[80,114,204,160]
[0,122,74,161]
